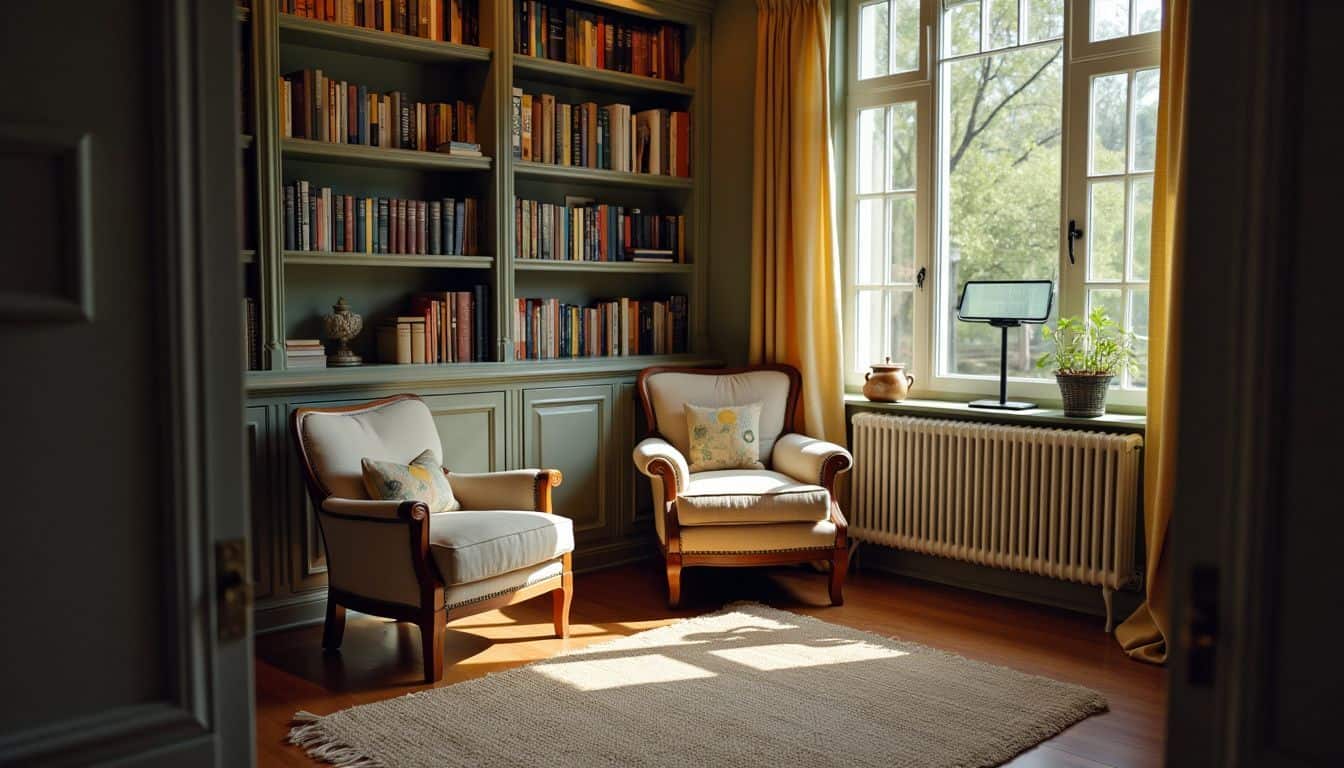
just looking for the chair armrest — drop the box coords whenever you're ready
[321,497,429,522]
[446,469,563,513]
[772,433,853,496]
[633,438,689,499]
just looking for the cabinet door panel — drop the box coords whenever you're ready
[422,392,506,473]
[246,405,275,600]
[618,382,654,536]
[523,385,614,545]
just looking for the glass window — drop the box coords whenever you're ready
[859,0,922,79]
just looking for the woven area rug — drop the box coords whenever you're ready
[290,602,1107,767]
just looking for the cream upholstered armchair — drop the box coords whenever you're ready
[633,365,854,607]
[291,394,573,682]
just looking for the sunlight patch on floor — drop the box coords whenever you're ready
[531,653,717,691]
[709,640,908,671]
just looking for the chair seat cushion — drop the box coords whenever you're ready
[429,510,574,586]
[676,470,832,526]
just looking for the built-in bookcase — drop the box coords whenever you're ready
[237,0,710,374]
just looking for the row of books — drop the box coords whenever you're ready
[513,296,687,359]
[243,298,260,371]
[284,181,482,255]
[285,339,328,369]
[280,69,480,153]
[514,199,685,263]
[377,289,491,364]
[514,1,685,83]
[281,0,480,45]
[512,91,689,177]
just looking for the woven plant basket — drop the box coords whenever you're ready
[1056,373,1112,417]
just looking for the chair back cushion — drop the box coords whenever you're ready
[295,396,443,500]
[641,367,797,464]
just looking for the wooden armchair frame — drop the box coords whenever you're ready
[290,394,571,683]
[635,366,851,607]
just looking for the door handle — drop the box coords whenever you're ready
[1067,219,1083,265]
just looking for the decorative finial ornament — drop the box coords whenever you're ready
[323,296,364,367]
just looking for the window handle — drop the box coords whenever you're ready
[1068,219,1083,265]
[916,266,927,290]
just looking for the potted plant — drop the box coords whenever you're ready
[1036,308,1139,417]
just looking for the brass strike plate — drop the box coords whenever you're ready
[216,539,252,642]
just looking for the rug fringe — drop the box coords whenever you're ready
[289,713,384,768]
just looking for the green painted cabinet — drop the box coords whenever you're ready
[522,385,615,548]
[423,392,508,473]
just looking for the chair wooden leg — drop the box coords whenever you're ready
[322,599,345,651]
[552,571,573,638]
[420,609,446,683]
[829,548,849,607]
[666,561,683,608]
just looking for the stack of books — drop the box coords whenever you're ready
[280,0,480,45]
[513,295,687,359]
[512,90,689,177]
[284,181,480,255]
[514,198,684,263]
[285,339,328,369]
[513,1,684,82]
[279,69,478,153]
[376,288,490,364]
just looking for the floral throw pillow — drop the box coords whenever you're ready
[360,449,460,513]
[685,402,765,472]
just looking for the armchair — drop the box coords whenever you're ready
[633,365,854,607]
[291,394,573,682]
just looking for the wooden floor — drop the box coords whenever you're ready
[255,563,1166,767]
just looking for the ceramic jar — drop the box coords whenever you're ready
[862,358,915,402]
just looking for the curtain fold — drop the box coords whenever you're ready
[1114,0,1188,665]
[749,0,846,445]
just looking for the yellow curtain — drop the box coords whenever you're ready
[750,0,846,444]
[1114,0,1188,665]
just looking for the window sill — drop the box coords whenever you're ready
[844,393,1146,433]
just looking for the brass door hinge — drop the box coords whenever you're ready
[216,539,252,642]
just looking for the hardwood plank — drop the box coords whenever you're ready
[255,564,1165,767]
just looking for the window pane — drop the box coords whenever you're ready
[858,2,890,80]
[1087,287,1123,328]
[945,1,981,57]
[943,43,1063,378]
[986,0,1018,50]
[890,0,922,74]
[1092,0,1129,41]
[856,199,886,285]
[1131,68,1159,172]
[858,107,886,194]
[855,290,914,369]
[1129,287,1150,387]
[888,102,917,191]
[950,323,1052,379]
[1024,0,1064,42]
[1134,0,1161,34]
[1088,179,1126,281]
[888,196,917,283]
[1128,175,1153,281]
[1090,73,1128,176]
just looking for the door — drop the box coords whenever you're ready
[522,385,615,547]
[0,1,252,765]
[1165,1,1343,765]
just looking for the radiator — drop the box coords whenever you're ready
[850,413,1144,630]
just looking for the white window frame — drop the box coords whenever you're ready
[841,0,1160,409]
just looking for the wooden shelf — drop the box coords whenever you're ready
[241,249,257,264]
[514,161,692,190]
[512,55,694,97]
[284,251,493,269]
[281,138,492,172]
[246,354,718,393]
[515,259,691,274]
[278,13,492,64]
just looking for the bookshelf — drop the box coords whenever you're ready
[238,0,710,375]
[239,0,715,630]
